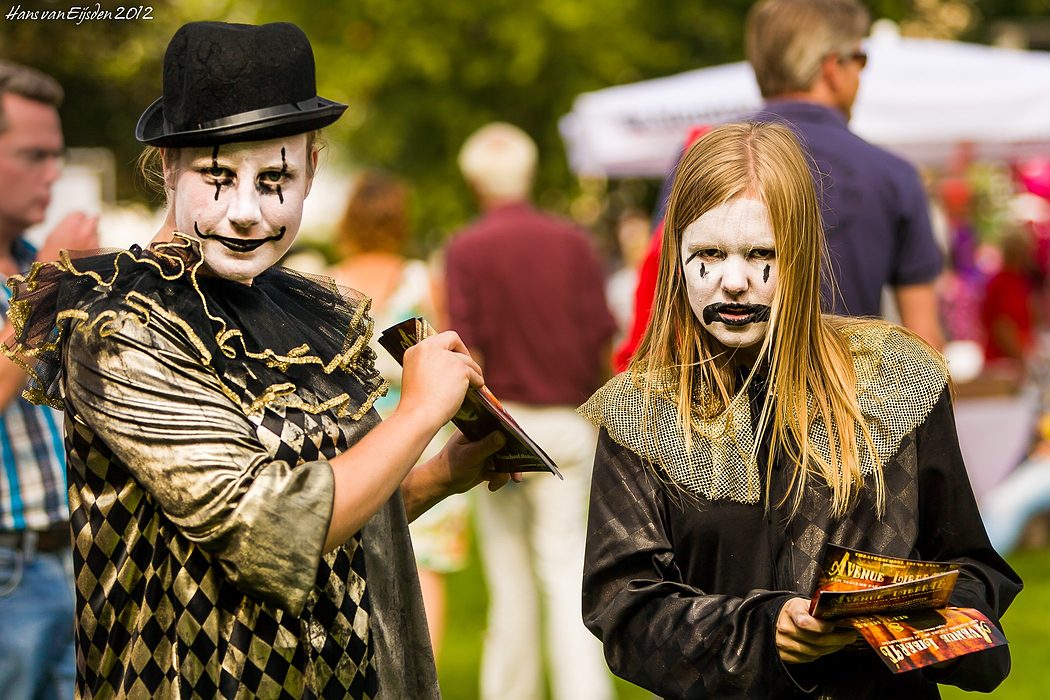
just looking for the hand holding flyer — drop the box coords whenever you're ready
[378,317,563,478]
[810,545,1007,673]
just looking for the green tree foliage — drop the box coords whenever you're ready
[2,0,1047,250]
[254,0,760,247]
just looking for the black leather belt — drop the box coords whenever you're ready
[0,525,70,553]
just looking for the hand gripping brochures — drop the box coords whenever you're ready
[809,545,1006,673]
[378,317,563,479]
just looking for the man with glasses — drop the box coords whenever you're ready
[0,60,96,700]
[746,0,944,347]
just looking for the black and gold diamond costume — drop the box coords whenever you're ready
[578,324,1022,698]
[5,236,438,699]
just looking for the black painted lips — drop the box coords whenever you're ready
[194,223,286,252]
[702,302,771,326]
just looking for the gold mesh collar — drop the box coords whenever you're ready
[578,324,947,504]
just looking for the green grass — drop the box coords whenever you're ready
[941,549,1050,700]
[436,531,649,700]
[437,538,1050,699]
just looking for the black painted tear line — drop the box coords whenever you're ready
[212,145,221,201]
[277,147,288,203]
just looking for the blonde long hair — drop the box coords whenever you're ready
[633,121,883,516]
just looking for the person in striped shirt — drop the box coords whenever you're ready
[0,60,97,700]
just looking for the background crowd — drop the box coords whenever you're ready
[3,0,1050,698]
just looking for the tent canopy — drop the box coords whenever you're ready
[560,30,1050,177]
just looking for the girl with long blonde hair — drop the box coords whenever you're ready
[580,122,1019,698]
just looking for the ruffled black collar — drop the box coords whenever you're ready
[4,235,386,418]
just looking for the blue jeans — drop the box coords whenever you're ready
[981,455,1050,555]
[0,543,76,700]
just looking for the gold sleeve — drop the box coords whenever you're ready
[63,307,335,614]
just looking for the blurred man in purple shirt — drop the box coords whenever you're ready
[746,0,944,347]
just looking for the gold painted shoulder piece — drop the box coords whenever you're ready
[842,321,948,472]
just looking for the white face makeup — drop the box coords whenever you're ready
[170,135,313,284]
[680,197,777,353]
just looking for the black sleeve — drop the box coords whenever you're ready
[582,429,805,699]
[915,387,1023,691]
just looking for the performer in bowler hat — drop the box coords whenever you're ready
[4,21,513,698]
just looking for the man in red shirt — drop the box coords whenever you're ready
[445,122,615,700]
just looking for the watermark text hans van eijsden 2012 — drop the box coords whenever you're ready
[5,4,153,24]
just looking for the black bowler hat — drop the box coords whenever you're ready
[135,21,346,147]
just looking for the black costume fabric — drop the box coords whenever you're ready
[581,330,1021,699]
[4,236,438,699]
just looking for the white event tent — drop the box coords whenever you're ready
[560,27,1050,177]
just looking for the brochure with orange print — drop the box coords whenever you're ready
[809,545,1006,673]
[849,607,1006,673]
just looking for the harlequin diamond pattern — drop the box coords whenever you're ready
[64,388,376,698]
